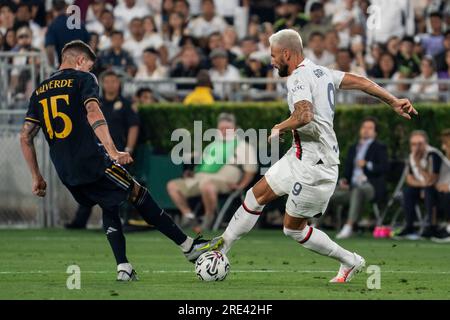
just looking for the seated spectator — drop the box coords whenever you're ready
[386,36,400,57]
[142,15,168,65]
[135,48,168,80]
[0,32,3,51]
[187,0,228,40]
[14,2,43,49]
[410,56,439,101]
[395,131,442,239]
[330,117,389,239]
[368,52,396,80]
[208,49,240,100]
[170,46,205,90]
[166,113,257,231]
[123,17,162,66]
[273,0,306,32]
[332,0,362,49]
[304,31,335,67]
[114,0,151,30]
[134,87,156,108]
[331,48,367,76]
[419,12,445,57]
[257,22,274,61]
[97,9,116,50]
[437,50,450,80]
[435,30,450,72]
[98,30,137,77]
[3,28,16,51]
[324,29,340,57]
[396,36,421,78]
[233,36,258,71]
[163,12,187,62]
[88,32,100,56]
[183,70,215,105]
[241,52,273,91]
[85,0,108,35]
[300,2,333,47]
[0,3,15,36]
[432,129,450,242]
[223,26,241,57]
[205,31,237,67]
[365,43,383,71]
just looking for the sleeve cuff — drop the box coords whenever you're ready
[366,161,373,171]
[25,117,40,124]
[84,98,100,106]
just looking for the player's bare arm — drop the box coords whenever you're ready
[269,100,314,142]
[85,100,133,165]
[340,73,418,120]
[20,121,47,197]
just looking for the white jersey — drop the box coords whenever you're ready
[286,58,344,166]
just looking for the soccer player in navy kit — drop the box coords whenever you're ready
[20,40,222,281]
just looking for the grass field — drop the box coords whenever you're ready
[0,228,449,300]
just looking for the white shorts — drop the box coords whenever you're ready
[265,148,338,218]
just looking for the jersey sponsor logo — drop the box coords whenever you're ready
[313,69,324,78]
[290,83,306,93]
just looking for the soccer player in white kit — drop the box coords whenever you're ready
[207,29,418,283]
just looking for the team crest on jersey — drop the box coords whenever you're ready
[114,101,123,110]
[313,69,324,78]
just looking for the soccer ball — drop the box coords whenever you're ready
[195,251,230,281]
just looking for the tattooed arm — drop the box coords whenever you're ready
[339,73,418,120]
[20,121,47,197]
[269,100,314,142]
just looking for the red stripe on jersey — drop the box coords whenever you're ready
[293,130,302,160]
[242,202,262,215]
[299,226,313,244]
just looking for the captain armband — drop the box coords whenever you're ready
[91,119,107,130]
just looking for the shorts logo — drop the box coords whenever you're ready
[313,69,324,78]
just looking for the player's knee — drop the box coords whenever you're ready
[283,226,310,242]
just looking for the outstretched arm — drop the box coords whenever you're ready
[339,73,418,119]
[85,101,133,165]
[20,121,47,197]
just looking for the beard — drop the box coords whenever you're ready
[278,63,289,77]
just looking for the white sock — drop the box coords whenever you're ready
[185,212,195,219]
[179,236,193,252]
[283,226,354,266]
[222,188,265,253]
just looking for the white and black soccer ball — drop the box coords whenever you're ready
[195,251,230,281]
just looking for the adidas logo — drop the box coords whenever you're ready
[106,227,117,235]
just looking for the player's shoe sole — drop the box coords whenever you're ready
[184,236,224,263]
[329,253,366,283]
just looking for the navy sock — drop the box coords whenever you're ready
[133,186,187,245]
[102,207,128,265]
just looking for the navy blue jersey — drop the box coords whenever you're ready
[25,68,112,186]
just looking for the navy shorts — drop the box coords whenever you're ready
[65,163,134,209]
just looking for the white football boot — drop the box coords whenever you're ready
[329,253,366,283]
[117,263,138,281]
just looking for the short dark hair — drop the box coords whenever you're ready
[429,12,442,19]
[101,70,119,80]
[310,2,324,12]
[143,47,159,55]
[361,116,378,133]
[309,31,324,41]
[62,40,97,62]
[401,36,415,44]
[136,87,153,97]
[52,0,67,12]
[111,30,124,37]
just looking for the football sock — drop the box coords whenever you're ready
[221,188,265,253]
[102,207,128,265]
[283,226,355,266]
[133,186,187,245]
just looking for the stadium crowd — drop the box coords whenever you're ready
[0,0,449,102]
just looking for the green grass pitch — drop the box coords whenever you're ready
[0,228,449,299]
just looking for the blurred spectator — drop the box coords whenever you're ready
[163,11,186,61]
[0,31,3,51]
[223,26,241,56]
[324,29,340,56]
[142,15,168,65]
[304,31,335,67]
[173,0,191,23]
[366,0,414,47]
[396,36,421,78]
[256,22,273,60]
[0,3,15,35]
[365,43,383,71]
[233,36,258,71]
[332,0,362,49]
[166,112,257,231]
[170,46,204,89]
[205,31,237,67]
[183,69,215,105]
[85,0,109,34]
[386,36,400,58]
[208,48,240,100]
[396,131,442,239]
[350,35,366,71]
[98,30,137,77]
[134,87,156,108]
[241,51,273,91]
[124,17,162,65]
[213,0,243,25]
[300,2,333,47]
[3,28,16,51]
[419,12,445,57]
[97,9,116,50]
[187,0,228,40]
[331,48,366,76]
[368,52,397,82]
[10,26,40,98]
[45,0,90,67]
[114,0,151,29]
[66,70,140,229]
[431,129,450,242]
[410,56,439,101]
[437,50,450,80]
[135,47,168,80]
[14,2,42,49]
[273,0,305,32]
[331,117,389,239]
[435,30,450,72]
[89,32,100,54]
